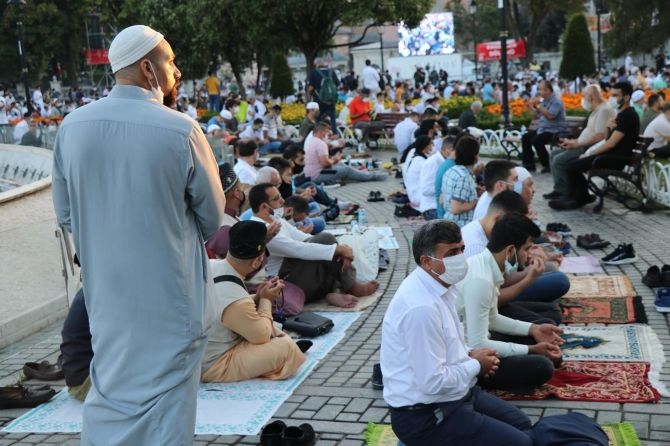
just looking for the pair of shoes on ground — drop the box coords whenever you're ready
[367,191,385,202]
[546,222,571,234]
[0,384,56,409]
[576,233,611,250]
[261,420,315,446]
[394,204,421,218]
[656,288,670,313]
[642,265,670,288]
[601,243,638,265]
[543,190,565,200]
[548,195,597,211]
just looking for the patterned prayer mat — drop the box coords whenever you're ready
[490,361,660,403]
[563,275,636,299]
[560,295,647,324]
[364,421,642,446]
[2,312,361,435]
[330,214,355,225]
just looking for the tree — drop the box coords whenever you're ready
[505,0,584,63]
[448,0,504,51]
[559,14,596,79]
[254,0,433,72]
[603,0,670,57]
[269,53,294,100]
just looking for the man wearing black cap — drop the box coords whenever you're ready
[202,221,306,382]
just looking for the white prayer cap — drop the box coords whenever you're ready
[515,166,532,183]
[207,124,222,133]
[306,102,319,110]
[108,25,164,73]
[219,110,233,120]
[631,90,645,104]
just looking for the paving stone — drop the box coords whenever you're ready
[314,405,346,421]
[301,396,329,411]
[344,398,372,413]
[596,411,622,424]
[650,414,670,431]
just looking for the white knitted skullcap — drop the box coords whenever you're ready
[108,25,164,73]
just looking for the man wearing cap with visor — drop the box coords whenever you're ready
[203,221,306,382]
[52,25,225,445]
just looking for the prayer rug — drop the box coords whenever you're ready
[364,421,643,446]
[303,291,383,312]
[2,312,361,435]
[490,361,660,403]
[330,214,355,225]
[563,275,636,299]
[560,296,647,324]
[559,255,605,275]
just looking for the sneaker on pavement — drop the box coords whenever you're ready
[371,363,383,390]
[655,288,670,313]
[601,243,638,265]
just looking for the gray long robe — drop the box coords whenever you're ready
[52,85,226,445]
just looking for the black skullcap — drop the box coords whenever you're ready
[228,221,267,259]
[218,162,239,193]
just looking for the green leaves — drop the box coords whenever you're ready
[559,13,596,79]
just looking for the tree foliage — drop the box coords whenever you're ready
[559,14,596,79]
[603,0,670,57]
[269,53,294,100]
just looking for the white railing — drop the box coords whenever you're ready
[644,160,670,207]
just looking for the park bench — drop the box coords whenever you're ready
[368,112,411,148]
[588,136,654,213]
[499,116,587,160]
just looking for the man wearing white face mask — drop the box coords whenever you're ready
[456,213,563,393]
[382,220,535,446]
[543,84,615,201]
[52,25,226,445]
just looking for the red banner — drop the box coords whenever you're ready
[84,49,109,65]
[476,39,526,62]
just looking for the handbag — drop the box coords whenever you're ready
[281,312,334,337]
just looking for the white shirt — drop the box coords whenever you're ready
[418,151,445,213]
[247,100,266,123]
[472,192,493,221]
[401,148,415,179]
[461,219,488,258]
[234,159,258,185]
[361,65,380,91]
[238,125,265,142]
[405,154,426,208]
[381,267,480,408]
[250,216,336,276]
[393,118,419,154]
[13,119,28,144]
[643,114,670,150]
[455,250,532,358]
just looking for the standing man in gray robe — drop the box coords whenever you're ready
[52,25,226,445]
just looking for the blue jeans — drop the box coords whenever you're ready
[259,141,283,155]
[515,271,570,303]
[208,94,220,112]
[391,386,532,446]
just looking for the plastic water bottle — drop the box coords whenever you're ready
[350,220,359,233]
[520,125,527,135]
[358,208,366,225]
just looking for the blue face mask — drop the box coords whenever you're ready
[504,249,519,274]
[514,181,523,194]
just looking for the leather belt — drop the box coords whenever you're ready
[389,403,438,412]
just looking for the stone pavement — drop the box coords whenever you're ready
[1,150,670,445]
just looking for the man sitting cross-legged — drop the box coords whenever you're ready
[456,212,563,393]
[249,183,378,309]
[202,221,306,383]
[381,220,534,446]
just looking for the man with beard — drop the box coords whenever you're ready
[52,25,226,445]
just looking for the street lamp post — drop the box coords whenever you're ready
[499,0,510,127]
[594,0,608,74]
[378,27,385,74]
[7,0,32,114]
[470,0,478,81]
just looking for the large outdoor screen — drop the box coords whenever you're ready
[398,13,456,57]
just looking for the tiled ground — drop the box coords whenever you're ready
[1,150,669,445]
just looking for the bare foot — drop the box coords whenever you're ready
[326,293,358,308]
[347,280,380,297]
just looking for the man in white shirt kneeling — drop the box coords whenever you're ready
[381,220,534,446]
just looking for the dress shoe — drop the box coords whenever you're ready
[23,360,64,381]
[371,363,383,390]
[548,199,583,210]
[542,190,563,200]
[0,384,56,409]
[282,423,316,446]
[261,420,286,446]
[295,340,313,353]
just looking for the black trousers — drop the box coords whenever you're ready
[564,154,628,203]
[521,131,556,168]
